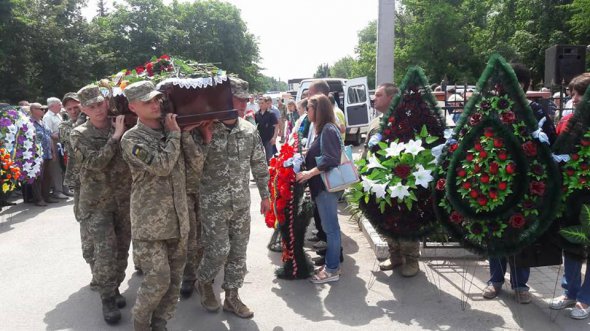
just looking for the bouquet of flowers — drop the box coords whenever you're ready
[1,147,21,193]
[0,105,42,183]
[348,67,446,240]
[433,54,560,256]
[265,134,314,279]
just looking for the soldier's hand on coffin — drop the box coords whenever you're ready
[112,115,126,140]
[197,120,214,145]
[260,198,270,214]
[164,113,180,132]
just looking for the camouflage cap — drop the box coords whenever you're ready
[124,81,162,103]
[230,77,250,99]
[77,85,104,107]
[62,92,80,104]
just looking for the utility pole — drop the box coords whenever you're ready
[376,0,395,87]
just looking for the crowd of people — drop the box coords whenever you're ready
[1,67,589,329]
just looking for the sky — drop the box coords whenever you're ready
[81,0,379,81]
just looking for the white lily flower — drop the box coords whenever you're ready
[390,182,411,200]
[384,141,405,158]
[412,164,434,188]
[23,140,33,150]
[367,155,386,169]
[22,150,32,160]
[361,176,376,192]
[372,182,388,199]
[405,139,425,156]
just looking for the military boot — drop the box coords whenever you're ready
[380,240,402,271]
[101,296,121,324]
[114,288,126,308]
[180,279,195,298]
[400,240,420,277]
[223,289,254,318]
[151,317,168,331]
[133,319,150,331]
[196,280,220,312]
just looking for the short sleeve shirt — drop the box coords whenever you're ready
[255,110,278,143]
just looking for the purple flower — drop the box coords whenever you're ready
[480,100,491,110]
[497,98,510,109]
[7,110,17,118]
[0,118,11,127]
[17,135,26,144]
[22,124,28,132]
[15,150,23,157]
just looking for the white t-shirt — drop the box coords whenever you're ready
[43,110,62,134]
[562,99,574,117]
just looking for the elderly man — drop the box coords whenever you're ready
[195,77,270,319]
[43,97,71,198]
[71,86,131,324]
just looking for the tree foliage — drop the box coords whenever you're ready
[0,0,269,103]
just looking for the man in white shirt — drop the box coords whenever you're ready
[43,97,70,198]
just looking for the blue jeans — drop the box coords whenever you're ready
[488,257,530,291]
[263,141,274,162]
[314,190,341,273]
[562,254,590,305]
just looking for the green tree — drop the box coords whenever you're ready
[313,63,330,78]
[330,56,356,78]
[351,20,377,88]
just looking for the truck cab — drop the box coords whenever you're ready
[296,77,372,145]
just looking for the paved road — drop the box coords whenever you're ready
[0,179,586,330]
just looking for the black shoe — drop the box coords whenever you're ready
[115,289,126,308]
[102,297,121,324]
[135,265,143,275]
[180,280,195,298]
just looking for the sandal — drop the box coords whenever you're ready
[310,268,339,284]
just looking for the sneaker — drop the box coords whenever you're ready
[482,285,501,299]
[515,290,531,304]
[312,241,327,250]
[310,268,340,284]
[570,303,590,320]
[550,296,576,310]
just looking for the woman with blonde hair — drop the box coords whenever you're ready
[296,94,342,283]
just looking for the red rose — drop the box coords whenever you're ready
[522,199,535,209]
[393,164,412,179]
[489,162,499,175]
[479,151,488,158]
[572,154,580,161]
[500,111,516,124]
[450,211,464,224]
[477,196,488,206]
[498,182,507,191]
[466,153,474,162]
[474,164,481,173]
[470,190,479,198]
[581,139,590,146]
[436,179,446,191]
[566,168,575,176]
[146,62,154,76]
[531,164,544,176]
[384,129,391,136]
[530,181,546,196]
[457,169,467,177]
[449,143,458,152]
[582,164,589,171]
[484,127,494,137]
[493,139,503,148]
[509,213,526,229]
[498,151,508,161]
[481,174,490,183]
[506,162,516,174]
[475,143,483,152]
[388,117,395,123]
[469,113,482,126]
[522,141,537,157]
[135,66,145,74]
[462,182,471,190]
[489,189,498,199]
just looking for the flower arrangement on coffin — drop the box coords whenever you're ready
[1,147,21,194]
[0,105,42,183]
[348,66,446,240]
[433,54,560,257]
[265,133,314,279]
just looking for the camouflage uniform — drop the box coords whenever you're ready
[121,121,191,325]
[182,135,206,285]
[70,120,132,300]
[60,117,93,265]
[196,118,270,289]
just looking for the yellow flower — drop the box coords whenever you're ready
[2,182,11,193]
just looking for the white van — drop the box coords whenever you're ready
[295,77,372,145]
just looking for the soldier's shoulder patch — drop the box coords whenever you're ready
[131,145,154,165]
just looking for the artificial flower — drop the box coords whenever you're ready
[405,139,425,156]
[390,182,410,200]
[412,164,433,188]
[384,141,405,158]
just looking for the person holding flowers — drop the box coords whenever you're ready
[29,103,56,206]
[296,94,343,283]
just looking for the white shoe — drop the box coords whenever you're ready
[571,303,590,320]
[549,296,576,310]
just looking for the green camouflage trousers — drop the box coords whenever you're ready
[84,207,131,300]
[73,188,95,265]
[132,238,187,324]
[197,207,250,290]
[183,193,203,282]
[386,237,420,258]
